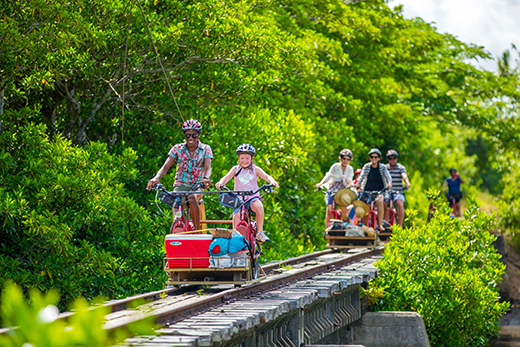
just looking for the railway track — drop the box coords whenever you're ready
[103,247,382,332]
[0,246,383,342]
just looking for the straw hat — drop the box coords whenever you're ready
[352,199,370,218]
[334,188,357,206]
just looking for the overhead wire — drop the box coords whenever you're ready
[120,0,186,149]
[134,0,185,122]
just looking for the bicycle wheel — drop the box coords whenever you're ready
[388,209,396,226]
[368,211,377,230]
[251,253,260,280]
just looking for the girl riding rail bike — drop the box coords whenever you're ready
[215,144,279,243]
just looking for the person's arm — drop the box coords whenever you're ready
[215,166,237,190]
[346,166,354,187]
[443,180,448,192]
[357,164,369,191]
[382,165,392,189]
[402,171,411,190]
[459,176,464,184]
[316,165,334,189]
[256,167,279,188]
[147,156,176,190]
[201,157,212,188]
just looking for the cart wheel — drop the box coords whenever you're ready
[252,257,260,279]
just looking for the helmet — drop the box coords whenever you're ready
[386,149,398,158]
[182,119,202,132]
[368,148,381,157]
[236,143,256,156]
[339,149,353,158]
[354,168,362,175]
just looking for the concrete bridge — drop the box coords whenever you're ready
[121,253,429,347]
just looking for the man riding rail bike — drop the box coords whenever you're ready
[146,119,213,231]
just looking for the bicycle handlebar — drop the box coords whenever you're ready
[152,183,276,198]
[219,184,275,196]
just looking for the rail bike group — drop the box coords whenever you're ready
[146,119,462,286]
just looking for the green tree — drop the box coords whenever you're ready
[365,196,509,346]
[0,114,166,307]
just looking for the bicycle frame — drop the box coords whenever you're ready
[361,189,386,230]
[171,196,194,233]
[220,185,274,279]
[317,188,341,228]
[153,183,206,234]
[385,189,397,226]
[327,200,342,228]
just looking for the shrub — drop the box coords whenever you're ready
[0,281,154,346]
[0,118,167,309]
[499,158,520,251]
[364,194,509,346]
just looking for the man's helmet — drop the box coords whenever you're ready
[182,119,202,132]
[236,143,256,156]
[354,168,362,176]
[339,149,353,158]
[368,148,382,157]
[386,149,398,158]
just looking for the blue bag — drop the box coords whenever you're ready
[218,192,242,209]
[228,235,249,254]
[208,238,229,257]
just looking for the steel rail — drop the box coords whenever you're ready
[104,247,383,331]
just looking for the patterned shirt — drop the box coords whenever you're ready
[168,142,213,187]
[386,163,407,192]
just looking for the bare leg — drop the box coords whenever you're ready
[340,205,348,221]
[376,195,385,231]
[170,206,180,233]
[395,199,405,228]
[250,200,265,232]
[188,195,200,230]
[232,212,241,230]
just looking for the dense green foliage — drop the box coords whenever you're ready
[365,195,509,346]
[499,157,520,250]
[1,0,519,319]
[0,118,167,307]
[0,281,153,346]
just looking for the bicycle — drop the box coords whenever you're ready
[316,187,342,229]
[358,188,387,231]
[152,182,206,233]
[218,184,275,280]
[384,189,401,227]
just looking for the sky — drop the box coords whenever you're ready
[388,0,520,72]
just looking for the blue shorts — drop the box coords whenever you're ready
[385,191,405,203]
[233,197,261,214]
[324,191,335,205]
[392,193,405,202]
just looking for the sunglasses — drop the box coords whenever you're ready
[185,133,200,139]
[341,156,352,160]
[387,157,397,160]
[369,155,379,159]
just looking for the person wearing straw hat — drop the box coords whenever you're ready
[356,148,392,231]
[316,149,355,221]
[352,199,370,222]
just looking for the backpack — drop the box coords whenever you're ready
[218,192,242,209]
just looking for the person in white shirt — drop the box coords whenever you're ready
[316,149,355,221]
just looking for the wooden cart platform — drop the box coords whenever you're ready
[325,235,377,249]
[164,256,261,286]
[378,229,393,242]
